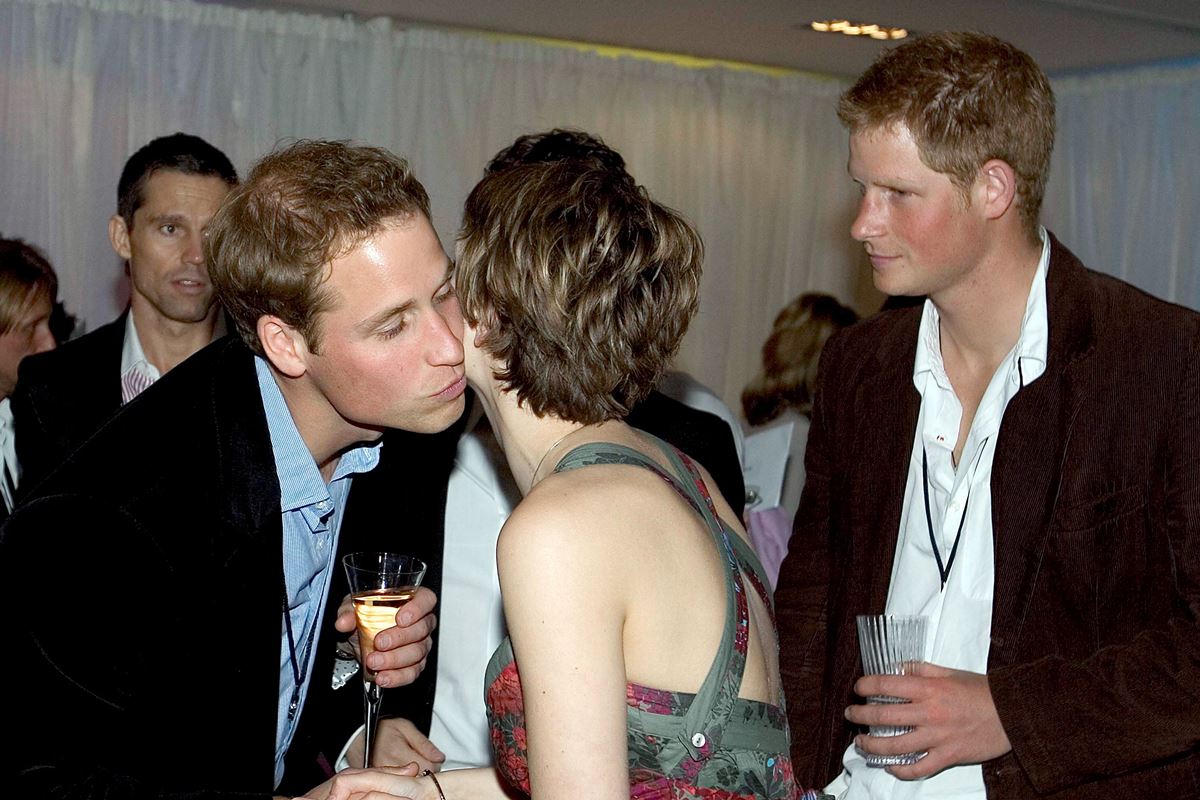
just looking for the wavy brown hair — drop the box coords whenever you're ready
[838,31,1055,241]
[455,161,702,424]
[741,293,858,426]
[205,140,430,356]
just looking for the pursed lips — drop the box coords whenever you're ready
[434,373,466,399]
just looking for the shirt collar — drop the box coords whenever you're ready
[254,356,381,514]
[1010,227,1051,382]
[120,313,163,383]
[913,227,1051,388]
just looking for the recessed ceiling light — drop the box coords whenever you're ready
[810,19,908,40]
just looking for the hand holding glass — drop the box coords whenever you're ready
[342,552,427,768]
[855,614,928,767]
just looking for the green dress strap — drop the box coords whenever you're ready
[552,439,754,766]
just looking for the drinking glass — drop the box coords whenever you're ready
[342,552,427,768]
[855,614,928,767]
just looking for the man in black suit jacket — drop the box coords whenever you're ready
[0,140,464,798]
[13,133,238,492]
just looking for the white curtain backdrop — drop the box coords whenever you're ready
[1044,62,1200,310]
[2,0,1198,411]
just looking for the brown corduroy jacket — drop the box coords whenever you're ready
[776,233,1200,798]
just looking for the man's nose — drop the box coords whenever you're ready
[430,298,465,366]
[183,231,205,265]
[32,323,55,354]
[851,196,883,242]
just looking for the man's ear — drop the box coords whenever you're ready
[257,315,309,379]
[108,215,132,261]
[976,159,1018,222]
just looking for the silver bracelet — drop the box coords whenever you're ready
[421,769,447,800]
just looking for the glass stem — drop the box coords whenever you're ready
[363,680,383,769]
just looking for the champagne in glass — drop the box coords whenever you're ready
[343,552,427,768]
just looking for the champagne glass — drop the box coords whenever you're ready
[342,552,427,768]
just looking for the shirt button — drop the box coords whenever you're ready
[691,733,706,748]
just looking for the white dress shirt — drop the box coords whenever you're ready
[429,414,519,769]
[830,231,1051,800]
[334,409,518,772]
[119,314,161,404]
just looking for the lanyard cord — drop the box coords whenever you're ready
[281,576,317,721]
[922,446,970,591]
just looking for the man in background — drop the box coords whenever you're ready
[13,131,237,489]
[776,31,1200,798]
[0,236,58,517]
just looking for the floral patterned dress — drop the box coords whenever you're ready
[484,439,821,800]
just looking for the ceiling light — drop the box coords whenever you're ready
[810,20,909,41]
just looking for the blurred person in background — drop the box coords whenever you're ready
[742,292,859,520]
[0,236,58,517]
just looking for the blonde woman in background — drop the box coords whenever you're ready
[742,293,858,521]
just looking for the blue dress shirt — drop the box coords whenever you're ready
[254,357,382,789]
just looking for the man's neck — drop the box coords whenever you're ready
[268,365,381,483]
[932,232,1043,375]
[130,301,218,374]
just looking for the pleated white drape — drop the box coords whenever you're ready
[2,0,1197,408]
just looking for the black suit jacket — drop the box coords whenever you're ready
[0,337,457,799]
[12,313,126,494]
[777,234,1200,797]
[628,390,744,511]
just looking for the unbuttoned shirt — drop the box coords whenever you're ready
[830,230,1050,800]
[119,314,162,404]
[256,357,381,790]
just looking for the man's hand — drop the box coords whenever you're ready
[346,717,446,773]
[335,587,438,688]
[844,661,1012,779]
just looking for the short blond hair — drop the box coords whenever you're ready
[455,161,702,423]
[205,140,430,356]
[839,31,1055,239]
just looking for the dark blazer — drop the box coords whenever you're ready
[12,313,126,494]
[776,234,1200,798]
[0,337,457,799]
[629,390,745,511]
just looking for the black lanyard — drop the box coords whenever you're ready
[281,577,317,721]
[921,446,970,591]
